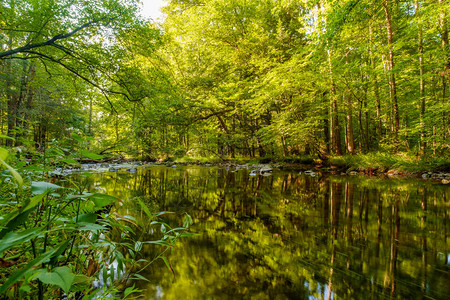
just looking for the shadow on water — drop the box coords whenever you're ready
[74,165,450,299]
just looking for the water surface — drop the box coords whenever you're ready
[80,165,449,299]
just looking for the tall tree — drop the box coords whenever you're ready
[382,0,400,147]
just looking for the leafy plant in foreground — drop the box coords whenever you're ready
[0,147,193,299]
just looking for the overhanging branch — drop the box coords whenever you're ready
[0,17,111,59]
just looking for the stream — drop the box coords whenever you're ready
[73,164,449,299]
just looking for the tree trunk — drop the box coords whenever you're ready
[439,0,450,151]
[345,92,355,154]
[344,55,355,155]
[382,0,400,148]
[328,49,343,155]
[369,24,382,143]
[320,0,342,156]
[21,64,36,143]
[416,0,426,155]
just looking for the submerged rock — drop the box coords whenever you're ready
[260,166,273,174]
[304,170,317,177]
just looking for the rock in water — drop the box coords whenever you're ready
[260,167,273,174]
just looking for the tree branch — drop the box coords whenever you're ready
[0,18,109,59]
[21,50,131,105]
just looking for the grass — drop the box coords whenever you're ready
[174,156,224,164]
[170,152,449,174]
[329,152,450,173]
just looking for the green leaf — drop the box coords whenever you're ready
[154,211,175,217]
[0,147,8,161]
[0,241,68,294]
[88,193,117,208]
[61,158,79,165]
[130,273,150,282]
[0,135,15,141]
[183,213,193,228]
[22,193,47,212]
[31,181,62,195]
[160,256,174,274]
[137,197,153,219]
[0,193,47,239]
[49,239,71,267]
[74,213,97,224]
[0,156,23,187]
[142,240,172,247]
[0,227,43,254]
[77,223,106,231]
[70,274,93,292]
[80,150,104,160]
[123,284,141,299]
[72,133,84,143]
[35,266,76,293]
[74,214,105,231]
[134,241,143,252]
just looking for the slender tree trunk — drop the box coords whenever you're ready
[22,64,35,142]
[320,0,342,156]
[328,49,343,155]
[370,24,382,142]
[382,0,400,148]
[358,100,363,151]
[439,0,450,150]
[345,92,355,154]
[344,55,355,154]
[323,93,331,154]
[416,0,426,155]
[363,86,370,152]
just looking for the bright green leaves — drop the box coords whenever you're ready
[137,197,154,219]
[0,147,8,160]
[0,227,43,255]
[0,192,47,239]
[0,147,23,187]
[31,181,62,195]
[0,134,15,141]
[89,193,117,208]
[80,150,104,160]
[35,266,76,293]
[183,212,193,228]
[0,240,70,294]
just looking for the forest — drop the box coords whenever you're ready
[1,0,448,166]
[0,0,449,299]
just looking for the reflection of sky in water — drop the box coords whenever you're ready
[73,165,450,299]
[304,281,336,299]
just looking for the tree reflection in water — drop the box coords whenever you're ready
[77,166,450,299]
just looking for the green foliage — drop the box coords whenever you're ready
[329,152,450,172]
[3,0,448,162]
[0,146,193,298]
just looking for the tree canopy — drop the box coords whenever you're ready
[1,0,449,161]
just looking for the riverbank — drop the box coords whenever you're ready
[170,152,450,181]
[47,152,449,183]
